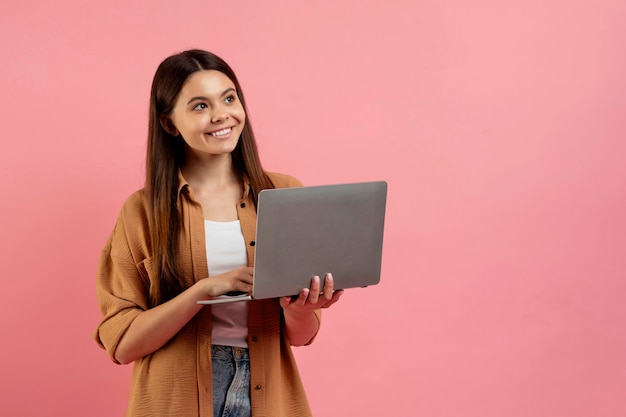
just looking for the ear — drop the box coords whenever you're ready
[159,114,179,136]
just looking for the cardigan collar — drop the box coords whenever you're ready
[176,170,251,202]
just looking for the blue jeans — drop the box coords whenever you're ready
[211,345,251,417]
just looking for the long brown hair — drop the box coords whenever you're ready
[146,49,274,305]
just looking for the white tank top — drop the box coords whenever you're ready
[204,220,249,348]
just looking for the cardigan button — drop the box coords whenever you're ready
[255,384,262,390]
[251,336,258,342]
[250,241,256,247]
[240,202,246,208]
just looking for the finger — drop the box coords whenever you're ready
[234,279,253,294]
[308,276,321,304]
[296,288,310,306]
[280,296,292,309]
[242,268,254,284]
[322,273,335,300]
[322,289,343,308]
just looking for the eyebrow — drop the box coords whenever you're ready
[186,88,236,105]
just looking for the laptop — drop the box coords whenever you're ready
[197,181,387,305]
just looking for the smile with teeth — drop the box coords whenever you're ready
[208,127,232,137]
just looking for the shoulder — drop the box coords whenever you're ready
[99,189,152,267]
[110,189,150,244]
[266,171,303,189]
[117,189,150,223]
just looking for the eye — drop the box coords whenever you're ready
[193,103,208,110]
[225,95,237,104]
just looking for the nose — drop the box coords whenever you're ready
[211,104,229,123]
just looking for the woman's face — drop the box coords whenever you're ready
[165,70,246,159]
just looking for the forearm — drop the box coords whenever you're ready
[114,281,206,364]
[283,310,321,347]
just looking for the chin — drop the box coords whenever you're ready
[211,144,239,155]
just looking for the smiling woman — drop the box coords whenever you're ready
[163,70,246,159]
[93,50,343,417]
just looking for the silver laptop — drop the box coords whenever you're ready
[197,181,387,305]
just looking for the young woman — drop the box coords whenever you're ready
[94,49,342,417]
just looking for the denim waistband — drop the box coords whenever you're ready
[212,345,250,361]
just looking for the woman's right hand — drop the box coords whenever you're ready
[114,266,253,364]
[201,266,254,297]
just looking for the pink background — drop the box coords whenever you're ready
[1,1,625,416]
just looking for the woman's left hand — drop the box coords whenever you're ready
[280,273,343,313]
[280,273,343,346]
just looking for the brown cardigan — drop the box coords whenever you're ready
[94,171,321,417]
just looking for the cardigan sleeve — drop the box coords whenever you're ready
[94,196,152,364]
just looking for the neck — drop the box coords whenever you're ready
[181,152,239,191]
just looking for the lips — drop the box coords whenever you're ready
[207,127,232,137]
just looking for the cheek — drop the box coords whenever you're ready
[236,105,246,124]
[182,115,208,132]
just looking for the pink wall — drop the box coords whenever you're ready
[1,1,625,416]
